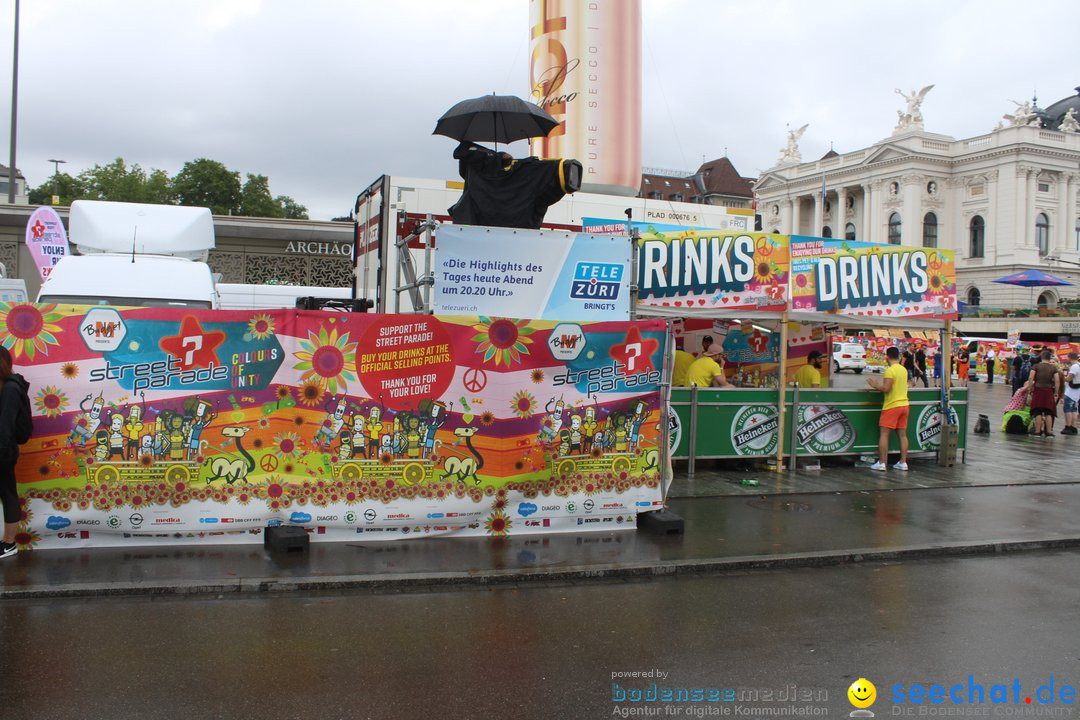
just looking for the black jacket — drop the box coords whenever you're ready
[0,373,31,459]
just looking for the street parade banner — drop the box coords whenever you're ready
[25,206,70,281]
[633,228,789,314]
[790,236,958,321]
[433,225,631,321]
[4,303,666,549]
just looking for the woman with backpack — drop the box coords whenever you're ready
[0,346,32,559]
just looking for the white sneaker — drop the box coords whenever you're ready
[870,461,886,472]
[893,462,909,471]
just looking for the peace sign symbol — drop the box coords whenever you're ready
[260,454,279,472]
[463,368,487,393]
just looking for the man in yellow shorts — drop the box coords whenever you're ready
[866,346,909,471]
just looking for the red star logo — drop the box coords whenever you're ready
[609,326,660,375]
[31,220,45,238]
[748,330,770,353]
[159,315,226,370]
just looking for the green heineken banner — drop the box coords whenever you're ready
[670,388,967,459]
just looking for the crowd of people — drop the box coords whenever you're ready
[1001,349,1080,437]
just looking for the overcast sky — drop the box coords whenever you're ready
[2,0,1078,221]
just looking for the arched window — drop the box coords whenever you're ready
[888,213,902,244]
[923,212,938,248]
[845,223,856,241]
[1036,213,1050,256]
[967,287,981,307]
[822,226,833,238]
[1038,291,1054,308]
[970,215,985,258]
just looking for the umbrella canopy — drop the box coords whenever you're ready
[433,94,558,145]
[991,270,1073,287]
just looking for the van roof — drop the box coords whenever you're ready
[69,200,215,259]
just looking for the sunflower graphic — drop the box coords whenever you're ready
[34,386,68,417]
[926,268,951,296]
[471,317,534,367]
[60,362,79,379]
[247,313,276,340]
[294,325,358,393]
[510,389,537,419]
[0,303,63,360]
[754,258,778,284]
[484,508,512,537]
[297,379,326,407]
[274,432,303,459]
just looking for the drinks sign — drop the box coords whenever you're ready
[25,206,70,281]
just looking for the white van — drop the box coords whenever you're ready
[832,342,867,373]
[36,200,219,308]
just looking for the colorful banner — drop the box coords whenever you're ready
[790,236,958,321]
[4,304,666,549]
[24,206,70,281]
[636,230,789,313]
[433,225,630,320]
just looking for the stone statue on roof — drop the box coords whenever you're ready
[777,124,808,165]
[893,85,934,133]
[1003,99,1040,128]
[1059,107,1080,133]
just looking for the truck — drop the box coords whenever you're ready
[354,174,755,313]
[36,200,219,308]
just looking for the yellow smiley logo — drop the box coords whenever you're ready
[848,678,876,709]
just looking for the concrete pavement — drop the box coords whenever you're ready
[2,379,1078,600]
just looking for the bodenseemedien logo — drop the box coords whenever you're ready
[731,405,779,455]
[848,678,876,717]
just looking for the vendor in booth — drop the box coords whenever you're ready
[686,347,733,388]
[794,351,824,388]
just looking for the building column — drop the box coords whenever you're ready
[791,197,801,236]
[813,186,824,237]
[862,183,872,242]
[1058,173,1073,251]
[780,198,792,235]
[901,174,922,246]
[835,186,847,239]
[1026,168,1038,249]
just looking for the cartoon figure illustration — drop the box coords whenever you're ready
[351,418,367,459]
[316,396,349,447]
[337,431,354,460]
[70,393,106,446]
[582,405,599,453]
[403,413,423,459]
[557,428,571,457]
[185,398,217,461]
[93,429,110,462]
[166,412,187,462]
[442,426,485,485]
[568,414,583,454]
[153,415,169,460]
[592,430,605,453]
[391,416,407,457]
[538,397,566,445]
[379,433,393,458]
[124,394,146,460]
[603,411,622,452]
[139,434,155,461]
[107,413,125,460]
[629,400,648,453]
[366,405,384,458]
[422,401,447,459]
[205,426,255,484]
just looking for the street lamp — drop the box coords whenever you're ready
[47,158,66,203]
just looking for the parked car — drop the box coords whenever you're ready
[832,343,867,373]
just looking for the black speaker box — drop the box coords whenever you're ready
[264,525,309,553]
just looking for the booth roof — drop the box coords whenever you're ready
[637,306,949,330]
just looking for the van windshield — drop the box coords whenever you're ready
[37,295,213,309]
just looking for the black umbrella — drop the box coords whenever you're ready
[433,94,558,145]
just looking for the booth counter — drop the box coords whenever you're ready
[671,386,967,467]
